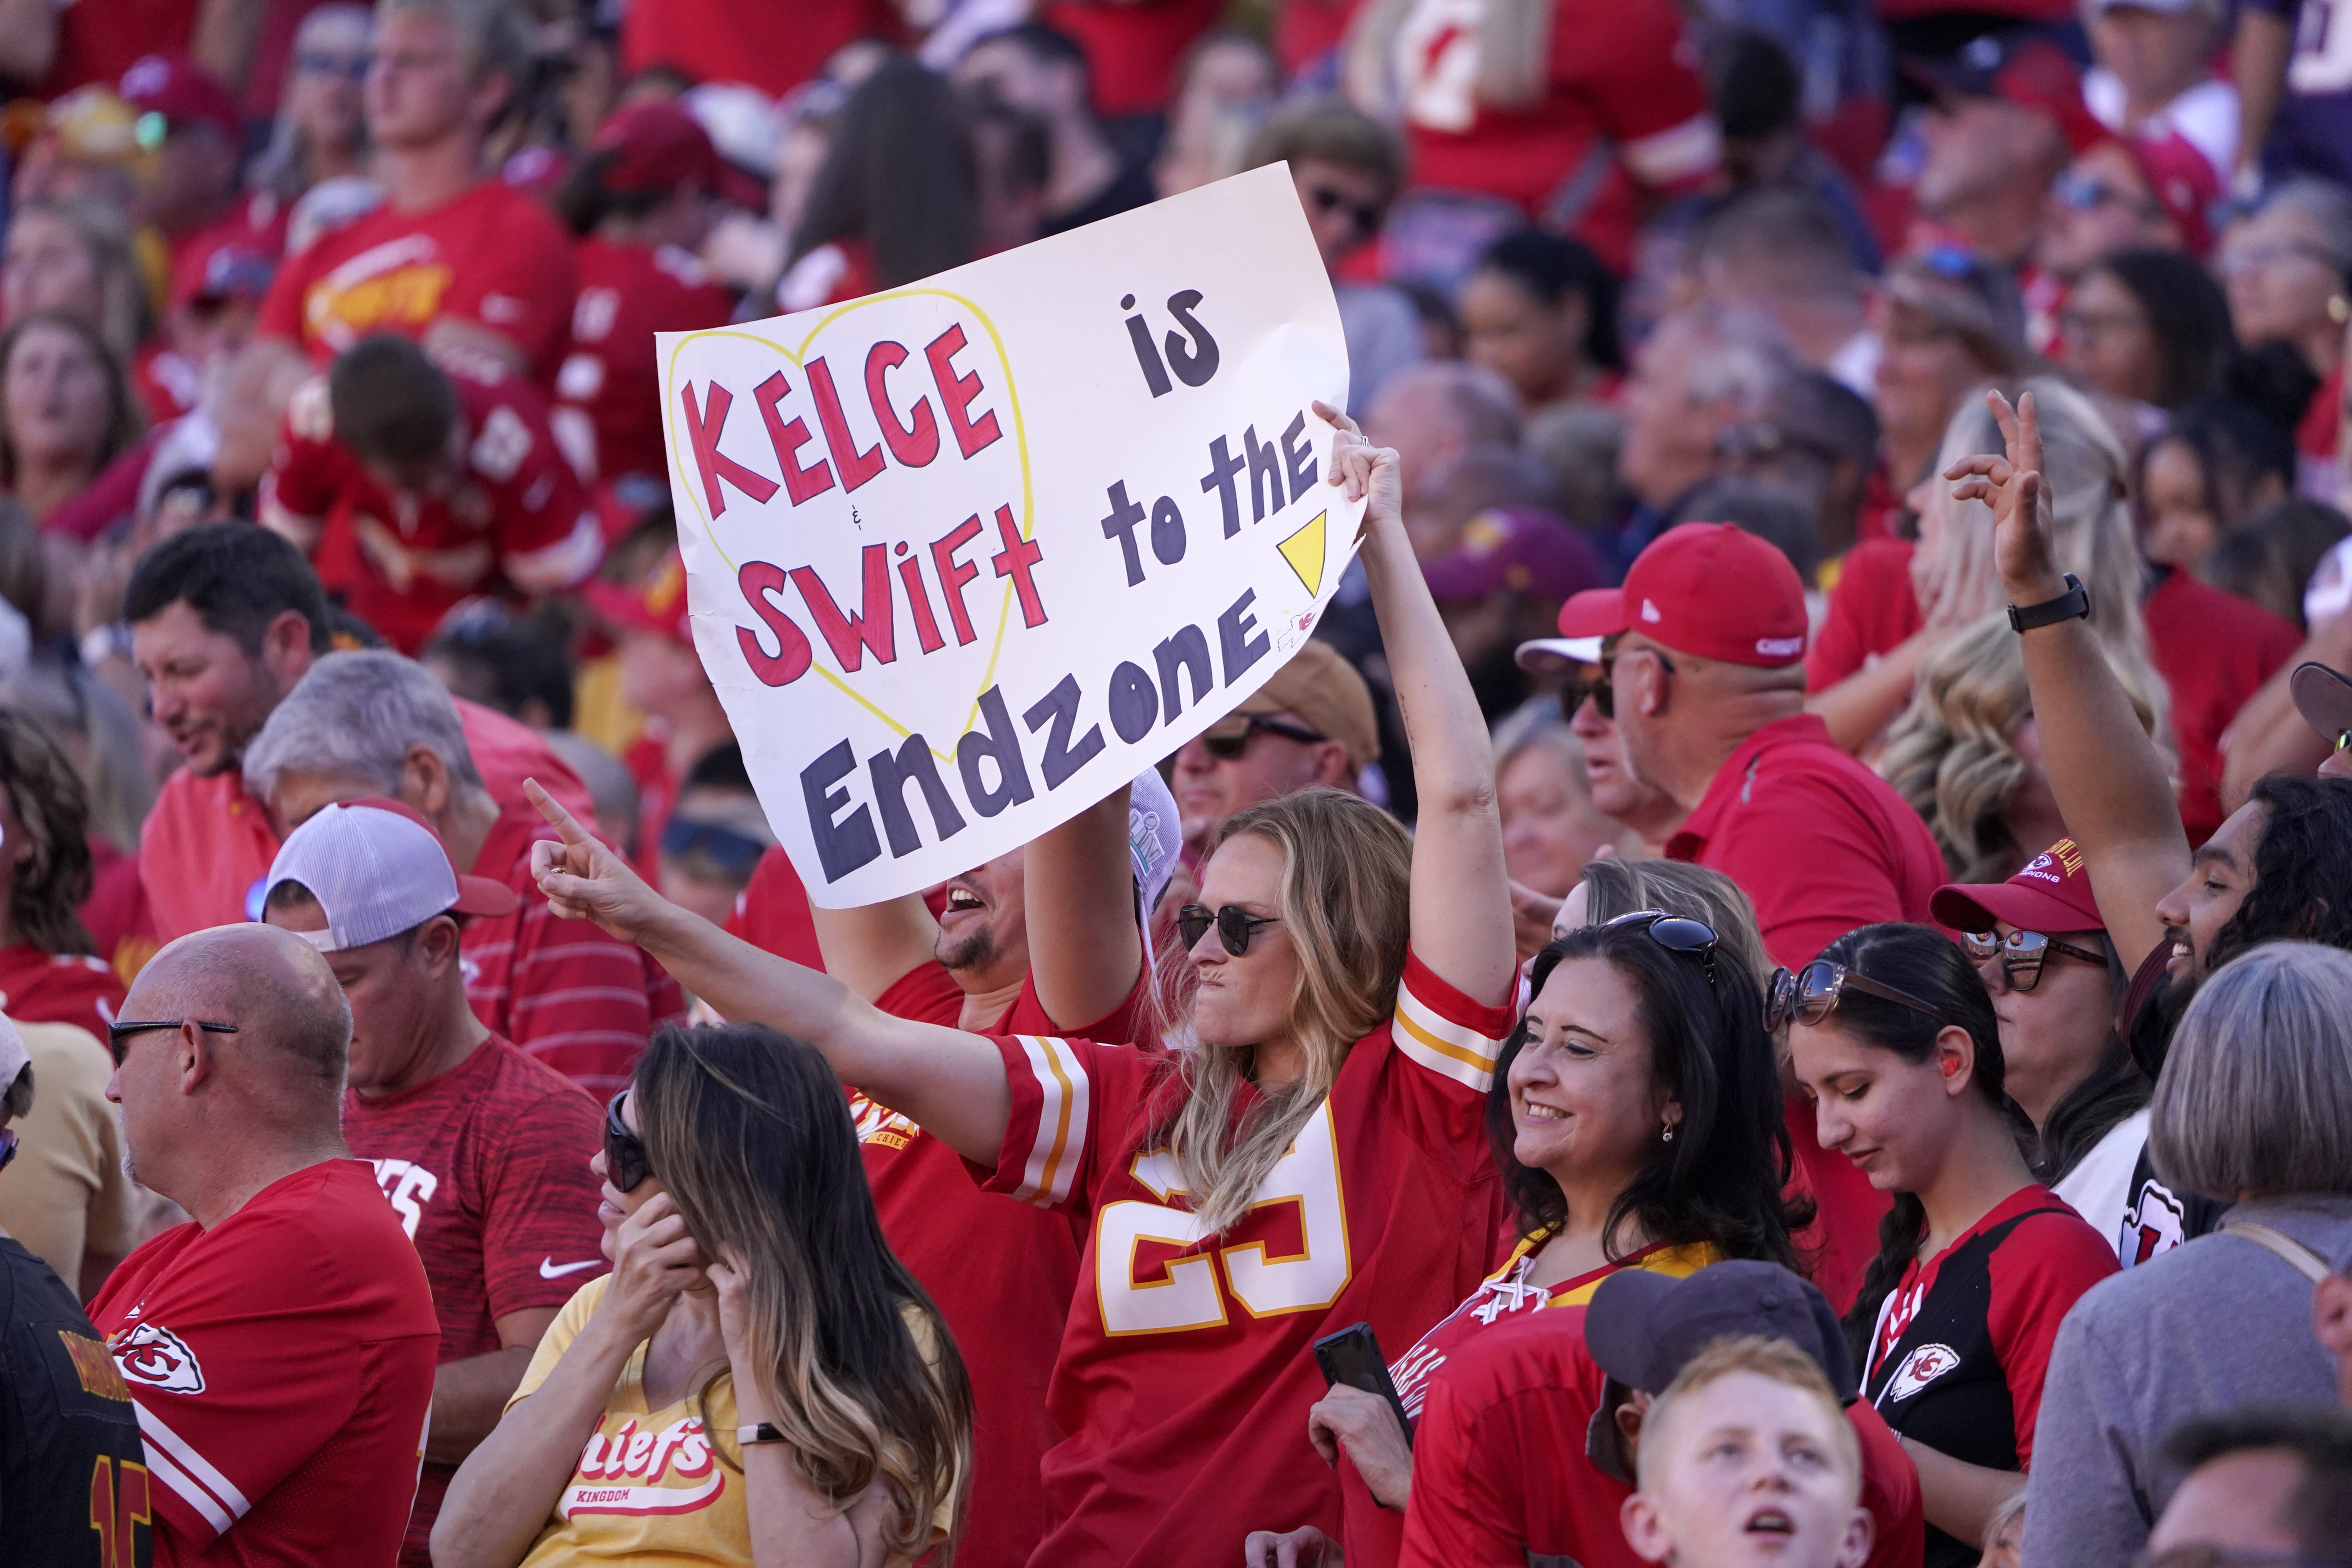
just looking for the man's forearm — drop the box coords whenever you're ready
[426,1345,538,1464]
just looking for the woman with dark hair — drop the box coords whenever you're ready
[778,58,979,313]
[1786,923,2116,1568]
[550,100,739,500]
[2059,248,2234,410]
[1252,891,1803,1568]
[0,312,141,527]
[1457,229,1624,412]
[2134,396,2295,571]
[436,1023,973,1568]
[0,710,121,1035]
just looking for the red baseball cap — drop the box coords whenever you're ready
[120,53,241,142]
[1613,522,1808,666]
[586,548,691,645]
[1515,587,1624,669]
[1931,836,2105,936]
[2120,130,2221,259]
[592,99,764,210]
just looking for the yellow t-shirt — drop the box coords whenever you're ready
[508,1277,956,1566]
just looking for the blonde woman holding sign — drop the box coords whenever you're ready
[523,401,1516,1568]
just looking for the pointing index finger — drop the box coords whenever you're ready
[524,777,592,846]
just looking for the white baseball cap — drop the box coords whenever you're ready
[264,799,519,953]
[0,1013,27,1097]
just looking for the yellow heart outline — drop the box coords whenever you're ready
[662,287,1034,760]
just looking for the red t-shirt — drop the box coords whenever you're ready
[261,367,603,654]
[1807,539,1922,693]
[1042,0,1225,117]
[975,950,1515,1568]
[554,240,734,487]
[136,698,597,944]
[82,835,157,985]
[2143,567,2300,847]
[89,1160,440,1566]
[1665,712,1944,1310]
[37,0,194,97]
[1391,0,1717,273]
[724,848,825,973]
[465,801,688,1101]
[1399,1303,1925,1568]
[0,944,123,1034]
[620,0,898,98]
[341,1033,608,1568]
[257,180,578,382]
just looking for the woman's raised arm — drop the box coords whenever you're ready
[525,781,1013,1164]
[1319,402,1515,1008]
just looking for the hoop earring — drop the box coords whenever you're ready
[1661,1122,1676,1144]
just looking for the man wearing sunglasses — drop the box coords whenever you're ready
[91,923,438,1568]
[1515,587,1687,859]
[1171,639,1377,864]
[0,1014,152,1566]
[258,798,607,1568]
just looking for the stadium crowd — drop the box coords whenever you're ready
[2,0,2352,1564]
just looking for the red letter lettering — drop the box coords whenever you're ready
[791,544,897,670]
[865,341,940,467]
[678,381,778,517]
[925,324,1002,458]
[897,552,944,653]
[989,504,1047,628]
[805,356,886,491]
[753,372,836,505]
[737,563,814,686]
[930,515,984,646]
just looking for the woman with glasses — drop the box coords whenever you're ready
[249,6,374,210]
[521,405,1517,1568]
[2216,179,2352,473]
[1785,923,2117,1568]
[434,1022,972,1568]
[1251,886,1804,1568]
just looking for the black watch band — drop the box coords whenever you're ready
[737,1422,786,1445]
[2007,573,2090,632]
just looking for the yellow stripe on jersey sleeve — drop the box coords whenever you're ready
[1393,979,1506,1094]
[1012,1036,1091,1208]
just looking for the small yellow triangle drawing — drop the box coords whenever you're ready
[1278,510,1327,596]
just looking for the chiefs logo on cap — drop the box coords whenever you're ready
[1885,1342,1960,1402]
[111,1321,205,1393]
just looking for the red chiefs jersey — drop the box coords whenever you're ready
[0,944,123,1035]
[1390,0,1718,272]
[258,179,578,381]
[89,1160,440,1566]
[553,239,734,486]
[465,801,688,1100]
[1400,1303,1924,1568]
[260,367,604,654]
[2143,567,2300,847]
[136,699,597,944]
[341,1033,608,1568]
[976,950,1515,1567]
[724,848,825,973]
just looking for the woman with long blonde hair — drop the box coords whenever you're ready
[436,1022,972,1568]
[521,403,1517,1568]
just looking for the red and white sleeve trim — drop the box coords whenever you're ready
[134,1401,250,1539]
[1622,113,1721,188]
[503,508,604,593]
[1392,969,1511,1095]
[1005,1035,1091,1208]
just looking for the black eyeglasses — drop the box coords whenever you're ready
[1198,715,1327,760]
[1602,909,1720,983]
[107,1018,239,1067]
[1177,903,1281,956]
[1765,961,1947,1033]
[1962,929,2106,992]
[1563,637,1677,724]
[1305,182,1384,237]
[604,1091,652,1194]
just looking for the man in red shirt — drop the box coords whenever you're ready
[220,0,576,487]
[260,334,604,654]
[1601,522,1947,1310]
[260,797,607,1568]
[124,522,599,946]
[92,922,440,1565]
[243,648,685,1098]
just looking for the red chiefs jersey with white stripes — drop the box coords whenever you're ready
[976,950,1515,1568]
[89,1160,439,1567]
[260,367,603,654]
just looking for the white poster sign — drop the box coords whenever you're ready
[657,165,1363,908]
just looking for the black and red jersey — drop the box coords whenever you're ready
[1,1238,149,1567]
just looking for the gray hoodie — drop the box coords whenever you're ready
[2020,1194,2352,1567]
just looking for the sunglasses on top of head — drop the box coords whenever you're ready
[1177,903,1281,956]
[1764,960,1948,1034]
[604,1091,652,1194]
[1599,909,1720,983]
[1962,928,2105,991]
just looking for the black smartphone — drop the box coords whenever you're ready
[1312,1321,1413,1449]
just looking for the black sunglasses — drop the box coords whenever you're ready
[1562,638,1677,724]
[107,1018,239,1067]
[1305,182,1383,236]
[1765,961,1947,1034]
[1961,929,2106,992]
[604,1090,652,1194]
[1199,715,1328,761]
[1602,909,1720,982]
[1177,902,1281,956]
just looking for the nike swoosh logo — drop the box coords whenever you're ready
[539,1258,602,1279]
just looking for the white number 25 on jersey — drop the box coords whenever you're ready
[1094,1101,1352,1335]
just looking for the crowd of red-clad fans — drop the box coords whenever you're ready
[6,0,2352,1566]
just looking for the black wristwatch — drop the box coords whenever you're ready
[737,1422,787,1445]
[2007,573,2090,632]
